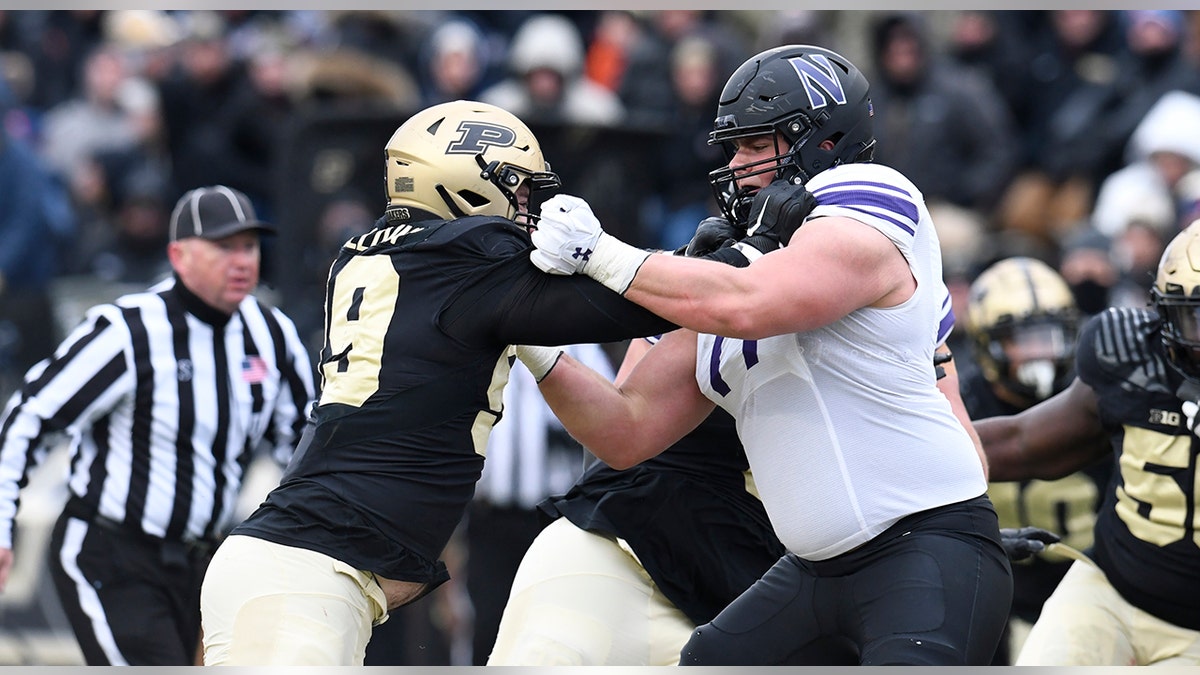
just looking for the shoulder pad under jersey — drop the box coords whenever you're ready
[1078,307,1172,395]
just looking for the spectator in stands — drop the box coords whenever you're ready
[72,163,173,285]
[416,18,493,107]
[38,43,158,196]
[616,11,748,130]
[0,79,74,401]
[155,11,248,199]
[481,13,624,127]
[946,10,1031,116]
[1043,10,1200,218]
[1085,90,1200,309]
[643,35,727,250]
[868,11,1019,218]
[997,10,1126,243]
[583,11,643,96]
[207,30,299,221]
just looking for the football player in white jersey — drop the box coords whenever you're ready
[517,44,1012,665]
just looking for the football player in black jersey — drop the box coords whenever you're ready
[961,256,1112,664]
[486,334,786,665]
[197,100,684,665]
[975,222,1200,665]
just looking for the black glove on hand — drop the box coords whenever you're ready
[744,179,817,250]
[999,526,1061,561]
[680,216,744,257]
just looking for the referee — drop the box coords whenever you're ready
[0,185,315,665]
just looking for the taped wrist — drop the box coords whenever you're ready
[515,345,564,382]
[586,232,652,294]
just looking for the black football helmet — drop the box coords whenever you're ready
[707,44,875,225]
[967,257,1080,404]
[1152,219,1200,382]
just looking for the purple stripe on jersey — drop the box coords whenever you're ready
[938,303,956,344]
[709,336,731,396]
[815,179,913,198]
[743,339,759,368]
[812,188,918,234]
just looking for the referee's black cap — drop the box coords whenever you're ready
[169,185,276,242]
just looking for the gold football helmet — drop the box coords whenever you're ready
[384,100,560,223]
[967,257,1080,403]
[1152,219,1200,380]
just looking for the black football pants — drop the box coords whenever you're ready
[47,510,211,665]
[680,495,1013,665]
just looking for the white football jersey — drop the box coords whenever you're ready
[696,163,986,560]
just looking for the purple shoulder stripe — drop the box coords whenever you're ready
[812,181,919,235]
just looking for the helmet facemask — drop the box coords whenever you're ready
[1153,290,1200,382]
[474,154,560,228]
[967,256,1080,405]
[708,119,811,225]
[1152,219,1200,384]
[980,316,1078,402]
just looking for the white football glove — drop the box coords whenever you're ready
[530,194,651,294]
[530,194,602,275]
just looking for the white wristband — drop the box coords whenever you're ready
[586,232,652,294]
[514,345,564,382]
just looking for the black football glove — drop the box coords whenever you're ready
[999,526,1061,561]
[677,216,744,257]
[743,179,817,251]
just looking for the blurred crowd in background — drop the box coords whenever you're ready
[2,8,1200,665]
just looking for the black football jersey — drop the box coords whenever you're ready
[962,363,1111,623]
[232,213,673,583]
[1076,307,1200,630]
[541,407,786,625]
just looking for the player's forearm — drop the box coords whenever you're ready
[976,379,1109,481]
[535,354,662,470]
[622,254,776,339]
[974,414,1097,482]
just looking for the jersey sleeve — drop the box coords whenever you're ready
[1074,307,1163,393]
[442,252,677,347]
[805,163,923,261]
[0,304,133,549]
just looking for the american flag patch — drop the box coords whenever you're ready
[242,356,268,384]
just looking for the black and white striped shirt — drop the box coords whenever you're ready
[0,276,315,548]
